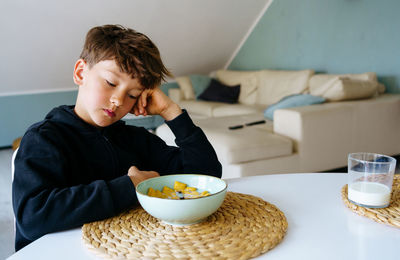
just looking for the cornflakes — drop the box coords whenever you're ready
[147,181,211,199]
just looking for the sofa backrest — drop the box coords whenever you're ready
[255,69,314,106]
[173,70,384,113]
[216,69,315,107]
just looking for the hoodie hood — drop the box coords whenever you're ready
[45,105,125,134]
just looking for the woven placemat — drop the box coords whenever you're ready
[341,174,400,228]
[82,191,288,259]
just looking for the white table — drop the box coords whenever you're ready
[7,173,400,260]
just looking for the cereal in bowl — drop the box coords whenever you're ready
[147,181,210,199]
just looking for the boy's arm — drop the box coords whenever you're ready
[136,110,222,177]
[131,88,182,120]
[130,87,222,177]
[12,130,137,247]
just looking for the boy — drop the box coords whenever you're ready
[12,24,222,251]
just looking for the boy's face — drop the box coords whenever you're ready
[73,59,144,127]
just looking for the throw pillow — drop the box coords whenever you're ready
[323,78,378,101]
[176,76,195,100]
[216,70,259,105]
[160,82,179,96]
[189,75,212,99]
[310,77,378,101]
[198,79,240,104]
[264,94,325,120]
[309,72,378,94]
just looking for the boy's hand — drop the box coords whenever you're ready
[127,166,160,188]
[131,88,182,121]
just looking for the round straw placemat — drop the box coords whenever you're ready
[82,191,287,259]
[341,174,400,228]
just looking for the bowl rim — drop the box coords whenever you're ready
[136,174,228,200]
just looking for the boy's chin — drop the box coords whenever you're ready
[95,122,112,128]
[93,118,119,128]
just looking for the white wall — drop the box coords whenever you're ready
[0,0,269,95]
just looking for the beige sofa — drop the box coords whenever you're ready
[170,69,315,117]
[157,69,400,179]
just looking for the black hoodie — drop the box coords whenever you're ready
[12,105,222,251]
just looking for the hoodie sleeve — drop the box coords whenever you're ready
[12,127,137,249]
[137,110,222,177]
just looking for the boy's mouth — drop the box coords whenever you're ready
[104,109,116,118]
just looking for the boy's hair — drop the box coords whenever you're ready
[80,24,172,88]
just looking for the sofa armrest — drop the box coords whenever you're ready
[168,88,184,103]
[273,102,355,171]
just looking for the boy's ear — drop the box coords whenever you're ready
[73,59,87,85]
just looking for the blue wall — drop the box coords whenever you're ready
[229,0,400,93]
[0,91,77,147]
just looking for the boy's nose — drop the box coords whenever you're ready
[110,94,123,107]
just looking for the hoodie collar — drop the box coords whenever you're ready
[45,105,125,134]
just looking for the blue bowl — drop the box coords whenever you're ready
[136,174,227,225]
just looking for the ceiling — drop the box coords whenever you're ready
[0,0,270,95]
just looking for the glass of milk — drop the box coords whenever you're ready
[348,153,396,208]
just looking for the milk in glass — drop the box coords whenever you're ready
[347,153,396,208]
[348,180,391,207]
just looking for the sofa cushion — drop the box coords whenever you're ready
[168,88,184,103]
[160,81,180,96]
[207,128,292,164]
[309,72,377,93]
[216,70,259,105]
[256,69,314,106]
[176,76,195,100]
[179,100,226,117]
[155,113,292,164]
[310,77,378,101]
[198,79,240,104]
[212,104,265,117]
[197,115,292,164]
[180,101,264,117]
[264,94,325,120]
[189,75,212,98]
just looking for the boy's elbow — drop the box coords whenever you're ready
[211,161,223,178]
[14,197,55,241]
[217,163,222,178]
[16,209,49,241]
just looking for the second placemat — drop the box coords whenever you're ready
[82,191,288,259]
[341,174,400,228]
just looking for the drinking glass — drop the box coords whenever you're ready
[348,153,396,208]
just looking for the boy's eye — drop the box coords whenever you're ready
[128,94,137,99]
[106,80,116,87]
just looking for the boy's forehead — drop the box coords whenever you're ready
[97,60,123,73]
[98,60,144,90]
